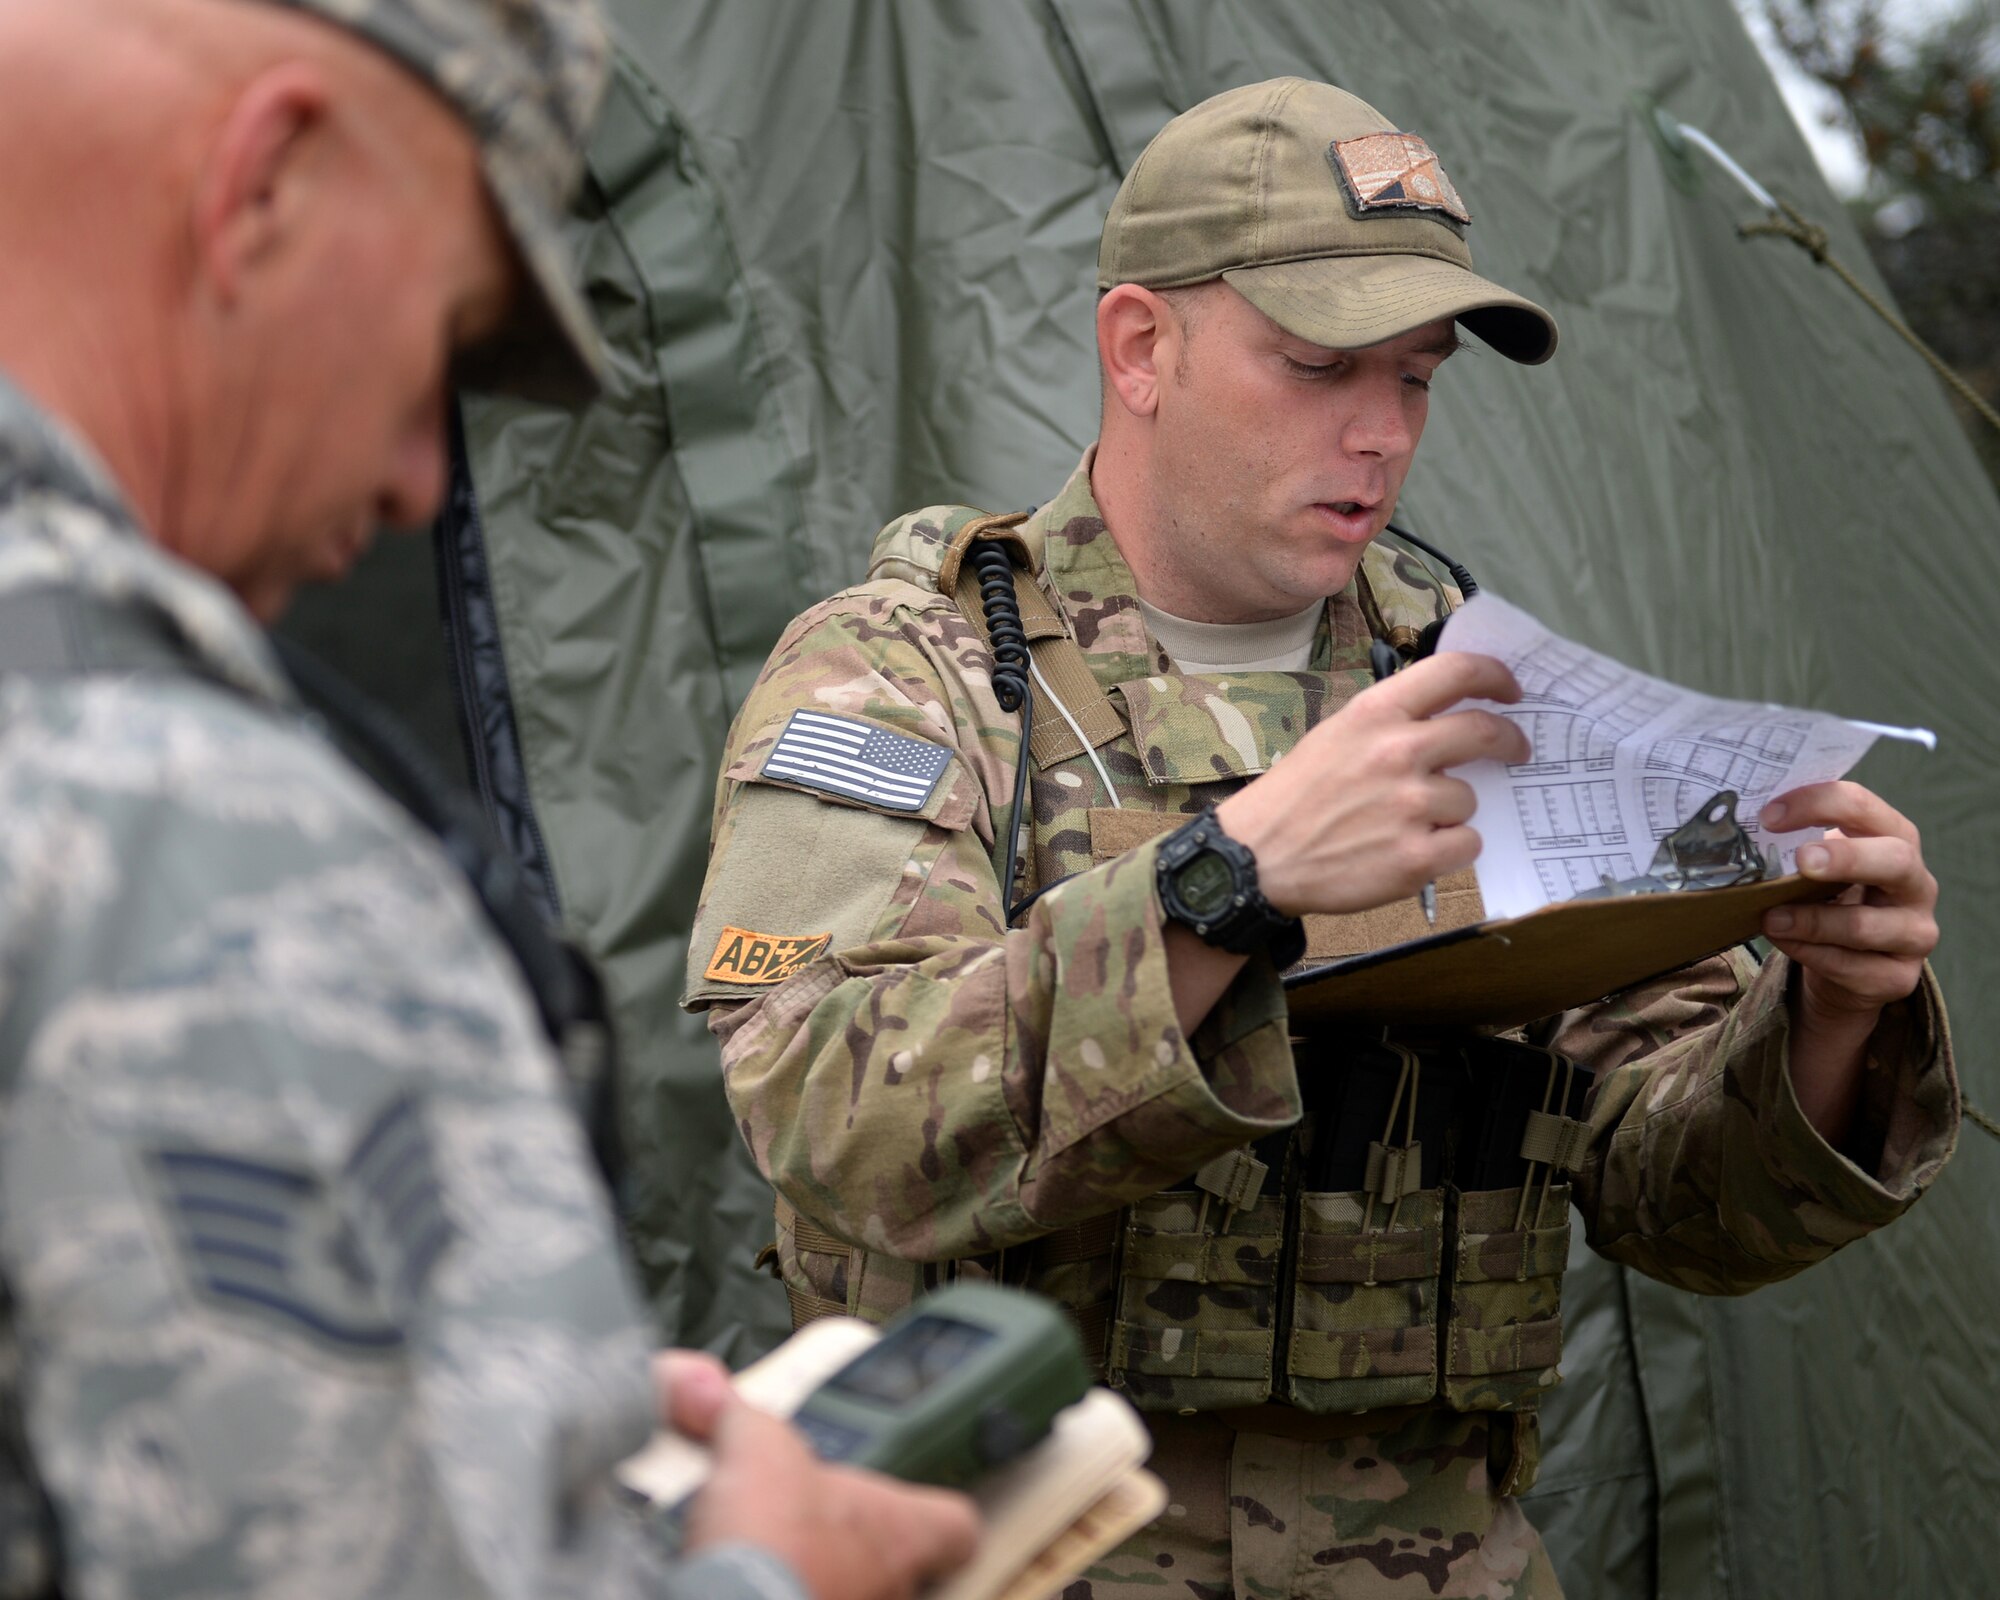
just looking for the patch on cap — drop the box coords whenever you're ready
[1327,132,1470,226]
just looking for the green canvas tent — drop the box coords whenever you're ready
[291,2,2000,1593]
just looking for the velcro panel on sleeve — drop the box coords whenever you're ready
[684,784,941,1006]
[725,709,979,829]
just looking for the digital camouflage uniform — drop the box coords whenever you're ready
[0,381,808,1599]
[685,455,1959,1599]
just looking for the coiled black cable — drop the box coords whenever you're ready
[969,540,1035,921]
[1383,524,1480,662]
[973,542,1032,711]
[1384,522,1479,598]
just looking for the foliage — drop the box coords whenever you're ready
[1761,0,1999,206]
[1758,1,2000,479]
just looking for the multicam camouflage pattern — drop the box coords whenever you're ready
[1547,944,1956,1294]
[1073,1410,1561,1600]
[268,0,611,397]
[0,376,804,1599]
[689,451,1959,1597]
[1283,1187,1444,1415]
[1108,1181,1291,1413]
[1437,1186,1568,1414]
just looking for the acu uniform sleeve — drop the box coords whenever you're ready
[1551,943,1959,1294]
[685,590,1299,1262]
[0,680,807,1600]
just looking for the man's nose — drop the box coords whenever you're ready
[377,400,450,530]
[1340,376,1415,459]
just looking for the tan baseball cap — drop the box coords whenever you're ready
[267,0,612,402]
[1098,78,1557,364]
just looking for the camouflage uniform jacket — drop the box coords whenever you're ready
[689,450,1956,1378]
[0,375,806,1600]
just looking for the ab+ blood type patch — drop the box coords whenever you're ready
[704,926,833,986]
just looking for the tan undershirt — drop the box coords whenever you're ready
[1137,595,1324,675]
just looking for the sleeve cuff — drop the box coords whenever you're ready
[664,1545,812,1600]
[1740,955,1960,1227]
[1029,833,1301,1157]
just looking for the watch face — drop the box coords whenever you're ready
[1176,850,1236,920]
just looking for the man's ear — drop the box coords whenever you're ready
[191,64,333,305]
[1097,284,1172,420]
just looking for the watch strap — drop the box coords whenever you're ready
[1155,810,1306,965]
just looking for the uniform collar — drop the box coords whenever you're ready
[1022,447,1381,691]
[1019,450,1391,784]
[0,370,293,706]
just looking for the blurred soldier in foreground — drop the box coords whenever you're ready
[687,80,1959,1596]
[0,1,976,1596]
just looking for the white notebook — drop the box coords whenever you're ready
[619,1318,1166,1600]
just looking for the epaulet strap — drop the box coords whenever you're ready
[939,512,1124,769]
[0,585,199,680]
[936,509,1034,596]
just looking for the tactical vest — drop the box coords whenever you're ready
[771,509,1590,1489]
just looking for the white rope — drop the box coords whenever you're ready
[1670,119,1782,214]
[1029,657,1121,807]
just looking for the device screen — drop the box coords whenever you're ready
[823,1314,995,1407]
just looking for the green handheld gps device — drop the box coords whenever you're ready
[788,1283,1092,1489]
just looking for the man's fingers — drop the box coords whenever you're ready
[1764,937,1921,1008]
[1765,900,1937,958]
[1423,823,1483,878]
[708,1394,819,1472]
[1794,833,1933,902]
[1418,707,1530,771]
[1424,774,1478,828]
[652,1349,733,1438]
[856,1474,982,1578]
[1764,780,1919,844]
[1366,652,1522,720]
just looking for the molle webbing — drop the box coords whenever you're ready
[938,512,1125,767]
[774,1198,1117,1366]
[1011,1211,1118,1366]
[1102,1036,1592,1432]
[779,1206,853,1326]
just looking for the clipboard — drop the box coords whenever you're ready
[1284,870,1836,1029]
[1284,788,1839,1029]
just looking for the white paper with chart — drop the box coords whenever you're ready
[1436,594,1934,920]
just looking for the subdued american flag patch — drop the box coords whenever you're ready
[762,710,952,813]
[1327,131,1470,225]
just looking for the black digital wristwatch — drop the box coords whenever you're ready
[1154,809,1306,968]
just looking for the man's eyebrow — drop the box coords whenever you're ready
[1411,330,1465,359]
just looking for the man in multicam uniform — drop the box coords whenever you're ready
[0,2,980,1598]
[685,79,1959,1599]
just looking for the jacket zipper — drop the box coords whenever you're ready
[435,494,501,818]
[434,417,564,923]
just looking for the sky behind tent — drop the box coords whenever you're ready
[1738,0,1987,196]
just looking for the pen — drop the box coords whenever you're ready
[1370,641,1439,928]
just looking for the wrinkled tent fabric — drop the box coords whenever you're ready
[451,2,2000,1593]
